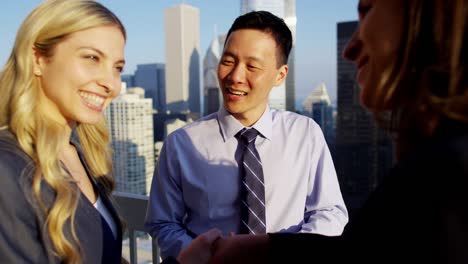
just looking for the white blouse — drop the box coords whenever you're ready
[93,195,117,239]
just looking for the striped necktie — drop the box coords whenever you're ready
[238,128,266,234]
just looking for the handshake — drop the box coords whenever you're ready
[174,228,268,264]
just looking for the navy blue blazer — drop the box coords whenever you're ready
[0,129,122,263]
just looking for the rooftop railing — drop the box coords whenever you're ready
[114,191,160,264]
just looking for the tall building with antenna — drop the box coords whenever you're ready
[240,0,296,111]
[203,31,226,116]
[164,4,201,114]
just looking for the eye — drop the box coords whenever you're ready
[115,65,124,73]
[84,54,100,62]
[358,2,372,19]
[221,59,234,66]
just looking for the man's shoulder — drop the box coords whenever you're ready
[184,112,218,130]
[272,109,311,121]
[166,112,219,140]
[271,109,319,129]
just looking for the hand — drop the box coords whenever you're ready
[209,234,269,264]
[177,228,222,264]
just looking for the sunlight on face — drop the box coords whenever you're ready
[343,0,405,108]
[35,25,125,126]
[218,29,287,126]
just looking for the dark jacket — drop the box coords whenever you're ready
[269,120,468,263]
[0,129,122,263]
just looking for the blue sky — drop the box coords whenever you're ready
[0,1,358,109]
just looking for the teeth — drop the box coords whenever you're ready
[79,91,105,107]
[228,88,247,96]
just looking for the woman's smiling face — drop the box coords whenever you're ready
[35,25,125,126]
[343,0,405,108]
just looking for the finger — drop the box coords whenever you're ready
[229,232,235,237]
[203,228,222,243]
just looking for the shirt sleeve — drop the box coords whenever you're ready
[0,156,51,263]
[144,134,194,259]
[300,122,348,236]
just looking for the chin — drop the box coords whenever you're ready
[78,116,104,126]
[224,105,237,114]
[359,89,375,108]
[224,104,243,115]
[359,99,373,110]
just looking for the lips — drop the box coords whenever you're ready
[356,56,369,86]
[226,87,247,96]
[79,91,106,108]
[356,55,369,69]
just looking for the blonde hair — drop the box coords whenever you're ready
[368,0,468,158]
[0,0,125,262]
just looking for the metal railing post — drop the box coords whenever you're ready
[152,237,161,264]
[114,191,160,264]
[129,229,138,264]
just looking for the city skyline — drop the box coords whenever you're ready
[0,0,359,109]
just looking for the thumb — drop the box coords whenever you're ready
[202,228,222,243]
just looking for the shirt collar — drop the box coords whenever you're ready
[217,105,273,142]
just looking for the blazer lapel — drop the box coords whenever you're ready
[70,130,123,243]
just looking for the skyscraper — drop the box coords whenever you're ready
[203,34,226,116]
[121,74,135,88]
[240,0,296,111]
[105,87,155,196]
[336,21,394,217]
[284,0,296,112]
[302,82,334,147]
[134,63,166,113]
[164,4,201,114]
[302,82,331,115]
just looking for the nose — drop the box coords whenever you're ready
[97,67,118,93]
[343,26,362,62]
[225,64,245,84]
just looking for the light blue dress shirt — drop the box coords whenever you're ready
[145,106,348,259]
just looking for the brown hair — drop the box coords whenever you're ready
[369,0,468,158]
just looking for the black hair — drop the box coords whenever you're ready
[226,10,292,67]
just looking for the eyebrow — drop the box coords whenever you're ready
[78,46,125,65]
[357,4,364,14]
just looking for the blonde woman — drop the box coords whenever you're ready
[0,0,126,263]
[0,1,222,263]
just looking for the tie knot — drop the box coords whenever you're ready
[239,128,259,145]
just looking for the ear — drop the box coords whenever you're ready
[274,64,288,86]
[32,47,45,76]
